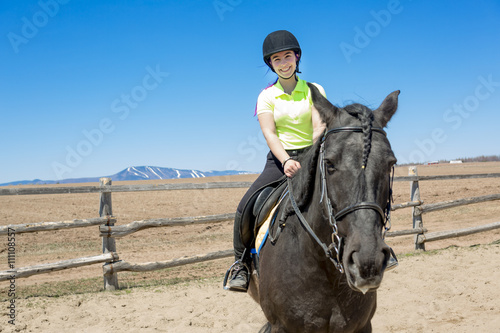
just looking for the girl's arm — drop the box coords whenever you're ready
[258,113,301,177]
[312,105,326,143]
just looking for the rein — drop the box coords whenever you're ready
[287,126,394,273]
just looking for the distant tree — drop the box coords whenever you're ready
[397,155,500,166]
[457,155,500,163]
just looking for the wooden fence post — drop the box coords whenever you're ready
[409,166,425,250]
[100,177,119,290]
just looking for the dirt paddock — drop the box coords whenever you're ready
[0,162,499,332]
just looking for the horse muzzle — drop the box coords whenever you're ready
[343,243,390,294]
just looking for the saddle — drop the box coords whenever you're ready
[239,176,288,249]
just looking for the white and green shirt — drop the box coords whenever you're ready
[255,77,327,150]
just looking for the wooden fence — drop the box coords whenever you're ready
[1,167,499,290]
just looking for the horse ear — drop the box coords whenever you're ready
[373,90,400,128]
[307,82,339,125]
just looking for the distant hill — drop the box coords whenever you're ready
[0,166,256,186]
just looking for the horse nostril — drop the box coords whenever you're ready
[347,251,357,268]
[347,251,366,276]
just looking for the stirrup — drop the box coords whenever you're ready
[223,260,250,292]
[385,247,399,271]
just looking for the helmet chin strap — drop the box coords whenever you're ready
[277,70,298,81]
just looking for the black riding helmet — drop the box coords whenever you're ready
[262,30,301,74]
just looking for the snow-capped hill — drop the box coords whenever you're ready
[0,166,255,186]
[113,166,209,181]
[112,166,253,181]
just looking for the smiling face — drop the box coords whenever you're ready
[269,50,299,79]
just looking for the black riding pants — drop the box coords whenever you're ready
[233,149,307,260]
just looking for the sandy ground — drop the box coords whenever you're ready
[0,162,499,332]
[1,243,499,333]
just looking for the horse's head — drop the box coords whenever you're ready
[307,83,399,294]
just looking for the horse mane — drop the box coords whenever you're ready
[343,103,374,169]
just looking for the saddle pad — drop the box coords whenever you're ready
[254,188,289,255]
[254,204,279,254]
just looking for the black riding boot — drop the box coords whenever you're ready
[232,211,245,261]
[225,211,250,291]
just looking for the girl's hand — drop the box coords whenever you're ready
[283,159,301,178]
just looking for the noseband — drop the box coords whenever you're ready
[287,126,393,273]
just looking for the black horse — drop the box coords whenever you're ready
[248,84,400,333]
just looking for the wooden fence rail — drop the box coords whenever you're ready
[103,250,233,275]
[1,168,499,290]
[0,252,118,281]
[99,213,235,238]
[2,173,499,196]
[416,193,500,214]
[416,221,500,245]
[0,217,115,235]
[0,182,254,196]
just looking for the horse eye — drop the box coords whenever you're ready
[325,161,336,173]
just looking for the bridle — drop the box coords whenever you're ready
[287,126,394,273]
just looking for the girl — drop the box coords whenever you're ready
[227,30,327,291]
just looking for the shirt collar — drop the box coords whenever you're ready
[274,76,307,95]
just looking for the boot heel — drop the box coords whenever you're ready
[386,247,398,271]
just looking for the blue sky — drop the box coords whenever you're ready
[1,0,499,183]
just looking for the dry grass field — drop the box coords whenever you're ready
[0,162,499,332]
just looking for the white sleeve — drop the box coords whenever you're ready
[255,89,274,115]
